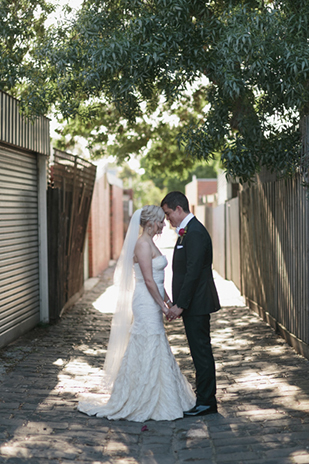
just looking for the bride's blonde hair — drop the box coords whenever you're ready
[140,205,165,229]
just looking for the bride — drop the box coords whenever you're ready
[78,205,195,421]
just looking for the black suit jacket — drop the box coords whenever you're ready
[172,216,220,316]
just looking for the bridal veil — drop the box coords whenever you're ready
[102,208,142,390]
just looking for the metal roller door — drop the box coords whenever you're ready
[0,145,40,347]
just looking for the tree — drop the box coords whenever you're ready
[0,0,54,93]
[53,83,216,179]
[20,0,309,183]
[118,163,167,208]
[142,160,219,193]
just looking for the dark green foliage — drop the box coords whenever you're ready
[4,0,309,183]
[53,87,212,179]
[0,0,54,92]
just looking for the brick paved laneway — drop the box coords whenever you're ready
[1,239,309,463]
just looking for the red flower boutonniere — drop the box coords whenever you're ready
[178,226,187,244]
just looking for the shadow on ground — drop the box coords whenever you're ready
[0,264,309,463]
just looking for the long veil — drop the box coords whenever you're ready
[102,208,142,390]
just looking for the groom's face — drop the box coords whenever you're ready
[162,204,183,228]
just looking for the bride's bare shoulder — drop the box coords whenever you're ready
[135,236,151,252]
[134,237,152,261]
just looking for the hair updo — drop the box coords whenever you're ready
[140,205,165,229]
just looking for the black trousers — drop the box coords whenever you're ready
[183,314,217,407]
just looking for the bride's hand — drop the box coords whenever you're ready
[162,303,170,317]
[166,304,183,321]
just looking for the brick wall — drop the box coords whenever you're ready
[197,179,217,200]
[87,172,111,277]
[86,169,124,277]
[186,177,217,209]
[110,183,124,261]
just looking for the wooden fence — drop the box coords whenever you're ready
[47,150,96,322]
[239,174,309,357]
[226,197,241,289]
[209,173,309,358]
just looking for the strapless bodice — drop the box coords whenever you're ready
[134,255,167,285]
[131,255,168,335]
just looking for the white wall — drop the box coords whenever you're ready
[217,169,230,205]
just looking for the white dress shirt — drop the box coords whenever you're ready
[176,213,194,235]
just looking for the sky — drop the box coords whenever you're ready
[45,0,83,28]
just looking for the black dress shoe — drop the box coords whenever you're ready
[184,405,217,416]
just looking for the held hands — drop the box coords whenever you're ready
[166,304,183,321]
[162,300,172,317]
[162,298,183,321]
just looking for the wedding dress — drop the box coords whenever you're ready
[78,255,195,422]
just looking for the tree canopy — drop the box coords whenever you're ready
[7,0,309,183]
[0,0,54,93]
[53,82,216,182]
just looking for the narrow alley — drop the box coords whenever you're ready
[0,228,308,464]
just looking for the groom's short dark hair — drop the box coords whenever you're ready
[161,191,190,212]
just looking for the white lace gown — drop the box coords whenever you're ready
[78,255,196,422]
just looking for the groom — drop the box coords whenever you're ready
[161,191,220,416]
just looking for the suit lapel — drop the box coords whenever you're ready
[185,216,195,232]
[173,217,195,268]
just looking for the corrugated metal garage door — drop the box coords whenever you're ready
[0,145,40,347]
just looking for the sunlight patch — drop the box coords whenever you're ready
[53,358,64,366]
[92,286,118,313]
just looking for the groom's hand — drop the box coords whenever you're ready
[167,304,183,321]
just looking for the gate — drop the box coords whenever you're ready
[47,149,96,322]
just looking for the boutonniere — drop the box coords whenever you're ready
[178,226,187,244]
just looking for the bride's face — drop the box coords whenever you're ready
[155,219,165,235]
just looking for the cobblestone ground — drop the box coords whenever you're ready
[0,264,309,464]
